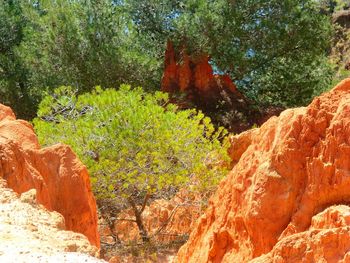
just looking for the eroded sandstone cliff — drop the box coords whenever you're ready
[0,178,104,262]
[177,79,350,262]
[0,104,99,247]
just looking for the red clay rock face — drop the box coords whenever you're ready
[161,41,243,97]
[161,41,261,133]
[176,79,350,262]
[161,41,283,133]
[0,104,100,247]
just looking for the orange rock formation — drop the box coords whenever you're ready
[161,41,258,133]
[161,41,242,97]
[0,104,100,247]
[177,79,350,262]
[162,41,244,100]
[161,41,283,133]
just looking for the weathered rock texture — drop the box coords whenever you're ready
[0,104,99,247]
[177,79,350,262]
[251,205,350,263]
[161,41,243,98]
[161,41,275,133]
[0,178,104,262]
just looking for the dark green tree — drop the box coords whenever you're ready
[19,0,161,94]
[0,0,37,119]
[0,0,336,119]
[126,0,334,107]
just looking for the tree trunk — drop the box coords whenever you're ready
[134,208,150,243]
[128,195,150,242]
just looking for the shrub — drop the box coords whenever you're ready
[34,85,229,241]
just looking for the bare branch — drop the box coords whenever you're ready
[115,218,137,222]
[139,192,151,214]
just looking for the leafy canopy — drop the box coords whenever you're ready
[19,0,160,93]
[0,0,337,119]
[34,85,229,204]
[0,0,37,119]
[126,0,334,107]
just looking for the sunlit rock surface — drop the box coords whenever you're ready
[0,104,99,247]
[177,79,350,262]
[0,179,105,262]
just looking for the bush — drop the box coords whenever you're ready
[33,85,229,241]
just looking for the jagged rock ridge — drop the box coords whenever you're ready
[0,104,99,247]
[161,41,283,133]
[177,79,350,262]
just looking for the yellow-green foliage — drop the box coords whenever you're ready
[34,85,229,203]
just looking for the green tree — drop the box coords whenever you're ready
[19,0,160,93]
[0,0,336,119]
[0,0,37,119]
[317,0,338,13]
[126,0,334,107]
[33,85,229,242]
